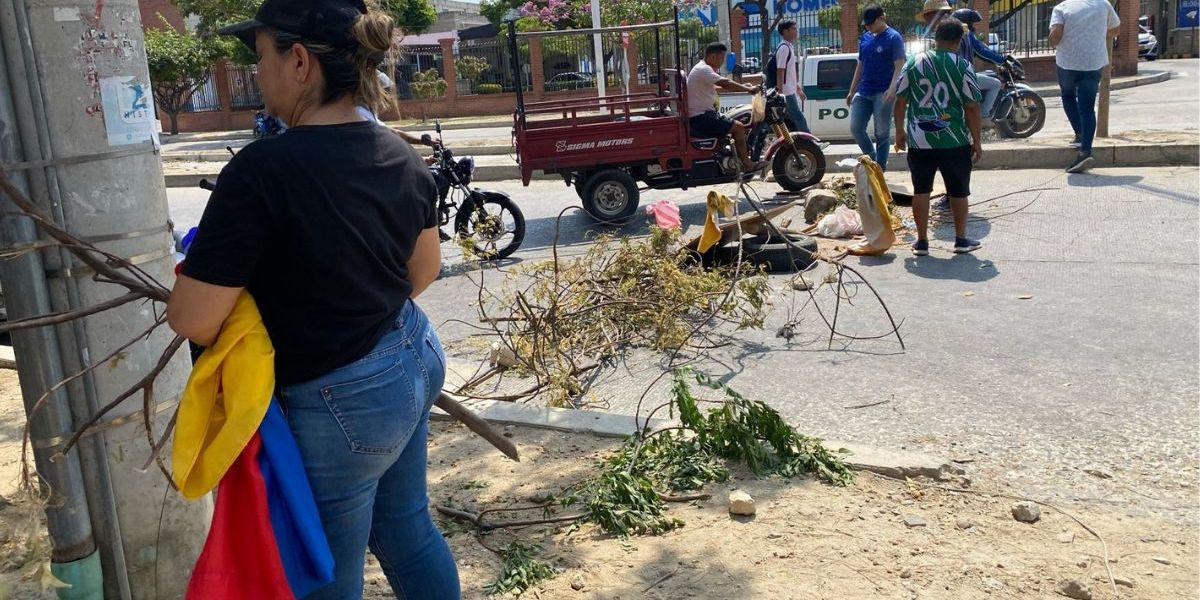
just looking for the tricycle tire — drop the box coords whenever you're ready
[772,138,826,192]
[582,169,639,224]
[742,231,818,273]
[455,191,525,260]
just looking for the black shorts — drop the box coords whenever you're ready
[906,145,973,198]
[689,111,734,138]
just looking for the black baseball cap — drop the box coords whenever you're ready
[862,5,885,25]
[217,0,368,52]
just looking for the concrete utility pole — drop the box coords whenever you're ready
[0,0,210,597]
[592,0,606,98]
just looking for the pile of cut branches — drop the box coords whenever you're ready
[475,227,771,406]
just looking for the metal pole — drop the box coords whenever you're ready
[592,0,607,98]
[1,0,211,597]
[718,0,732,74]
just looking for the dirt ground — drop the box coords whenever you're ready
[2,370,1197,600]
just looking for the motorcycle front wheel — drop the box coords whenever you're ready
[455,191,525,260]
[995,90,1045,139]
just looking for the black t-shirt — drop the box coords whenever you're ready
[182,121,438,385]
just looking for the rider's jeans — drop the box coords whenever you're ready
[1057,66,1103,154]
[280,300,461,600]
[784,93,812,133]
[850,92,896,170]
[976,73,1001,117]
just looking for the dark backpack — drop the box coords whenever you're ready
[763,42,792,89]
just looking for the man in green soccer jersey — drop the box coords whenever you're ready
[893,17,984,256]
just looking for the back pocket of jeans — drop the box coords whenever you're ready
[320,358,418,455]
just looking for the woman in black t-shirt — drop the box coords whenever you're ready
[166,0,459,597]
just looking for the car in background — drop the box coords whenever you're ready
[546,72,595,91]
[987,33,1009,54]
[1138,24,1159,60]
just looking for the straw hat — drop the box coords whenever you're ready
[916,0,952,20]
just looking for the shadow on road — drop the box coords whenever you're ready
[902,252,1000,282]
[1067,172,1198,205]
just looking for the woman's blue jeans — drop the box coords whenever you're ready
[850,92,896,169]
[280,300,460,600]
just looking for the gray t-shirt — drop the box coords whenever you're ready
[1051,0,1121,71]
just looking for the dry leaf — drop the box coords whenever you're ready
[963,291,975,297]
[35,562,71,592]
[1018,295,1033,300]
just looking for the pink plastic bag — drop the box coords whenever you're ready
[645,200,681,230]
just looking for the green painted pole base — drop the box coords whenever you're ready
[50,551,103,599]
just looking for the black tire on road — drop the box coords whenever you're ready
[582,169,640,224]
[455,191,526,260]
[741,231,819,273]
[771,138,826,192]
[573,172,590,200]
[995,90,1045,139]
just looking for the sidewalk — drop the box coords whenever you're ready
[162,129,1199,187]
[159,68,1173,148]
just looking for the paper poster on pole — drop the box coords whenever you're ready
[100,75,157,146]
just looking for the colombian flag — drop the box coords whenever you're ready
[174,293,334,599]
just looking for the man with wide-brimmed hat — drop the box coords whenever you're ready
[917,0,954,37]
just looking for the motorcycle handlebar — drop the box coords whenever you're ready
[199,178,216,191]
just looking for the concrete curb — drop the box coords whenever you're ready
[430,397,959,480]
[163,141,1199,187]
[1029,69,1170,98]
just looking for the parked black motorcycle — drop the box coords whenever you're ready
[985,56,1046,139]
[423,122,525,260]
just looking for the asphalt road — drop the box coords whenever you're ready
[167,165,1200,523]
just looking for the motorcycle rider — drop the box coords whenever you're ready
[686,42,765,173]
[357,68,439,164]
[951,8,1005,122]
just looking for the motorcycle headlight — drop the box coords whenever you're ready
[456,157,476,180]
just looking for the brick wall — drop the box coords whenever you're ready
[139,0,184,30]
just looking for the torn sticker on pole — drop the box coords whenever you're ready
[100,75,156,146]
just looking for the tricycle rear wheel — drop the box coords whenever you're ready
[582,169,639,224]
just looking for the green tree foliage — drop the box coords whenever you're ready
[480,0,524,24]
[455,55,491,93]
[409,68,447,121]
[382,0,437,34]
[171,0,437,60]
[878,0,926,36]
[817,4,841,32]
[144,15,224,134]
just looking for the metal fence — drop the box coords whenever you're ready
[989,0,1067,56]
[742,11,842,64]
[182,75,220,113]
[395,45,443,99]
[226,65,264,109]
[457,36,531,95]
[542,33,605,92]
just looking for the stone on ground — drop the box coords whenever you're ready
[1056,578,1092,600]
[1011,501,1041,523]
[728,490,756,516]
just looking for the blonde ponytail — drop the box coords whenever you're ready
[352,8,398,118]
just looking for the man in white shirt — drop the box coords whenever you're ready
[775,20,810,133]
[1049,0,1120,173]
[687,42,764,172]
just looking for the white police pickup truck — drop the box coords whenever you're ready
[795,52,861,142]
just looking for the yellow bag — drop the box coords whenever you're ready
[751,93,766,124]
[698,191,736,253]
